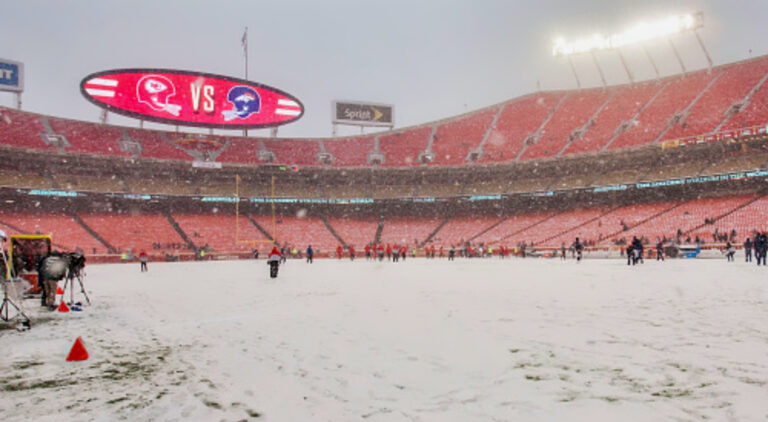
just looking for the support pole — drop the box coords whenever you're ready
[567,56,582,90]
[100,109,108,124]
[617,49,635,86]
[694,30,714,72]
[243,27,249,138]
[642,44,661,81]
[668,37,687,76]
[591,51,607,89]
[271,175,276,244]
[16,93,21,110]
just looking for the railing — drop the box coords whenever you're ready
[660,123,768,149]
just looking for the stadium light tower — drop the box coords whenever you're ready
[553,12,706,86]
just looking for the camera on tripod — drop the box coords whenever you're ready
[65,252,86,279]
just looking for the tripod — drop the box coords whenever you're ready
[0,243,30,327]
[62,267,90,306]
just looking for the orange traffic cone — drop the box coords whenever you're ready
[58,301,70,313]
[66,337,89,361]
[56,286,64,295]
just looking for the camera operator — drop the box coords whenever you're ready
[38,251,67,309]
[37,251,85,310]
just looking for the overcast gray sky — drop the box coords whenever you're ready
[1,0,766,138]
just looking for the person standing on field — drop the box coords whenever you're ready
[139,250,149,272]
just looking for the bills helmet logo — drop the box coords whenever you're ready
[222,86,261,121]
[137,75,182,116]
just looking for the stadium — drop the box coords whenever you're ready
[1,3,768,421]
[2,53,768,260]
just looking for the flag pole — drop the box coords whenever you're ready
[244,26,248,80]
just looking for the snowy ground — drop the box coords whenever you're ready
[1,257,767,421]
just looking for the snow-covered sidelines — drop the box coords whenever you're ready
[1,258,767,421]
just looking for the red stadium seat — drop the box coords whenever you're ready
[324,137,374,167]
[0,211,104,253]
[47,117,130,157]
[480,93,564,163]
[608,70,717,150]
[431,108,498,166]
[0,107,56,151]
[378,127,431,167]
[172,213,270,252]
[562,82,658,156]
[264,139,321,166]
[430,216,499,246]
[665,57,768,140]
[251,214,338,252]
[520,89,611,161]
[378,216,442,246]
[79,213,185,253]
[324,217,378,248]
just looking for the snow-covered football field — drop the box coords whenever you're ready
[1,257,767,421]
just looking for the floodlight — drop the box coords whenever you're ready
[553,13,703,56]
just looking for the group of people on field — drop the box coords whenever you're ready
[248,228,768,279]
[733,232,768,264]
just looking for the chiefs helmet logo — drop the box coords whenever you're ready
[136,75,182,116]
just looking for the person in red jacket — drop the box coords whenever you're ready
[268,247,281,278]
[400,244,407,261]
[349,245,356,261]
[139,250,149,272]
[386,243,392,261]
[364,244,371,260]
[392,243,400,262]
[336,245,343,260]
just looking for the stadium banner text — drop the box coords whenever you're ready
[12,168,768,206]
[333,100,394,127]
[0,58,24,92]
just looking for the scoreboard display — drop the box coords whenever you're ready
[81,69,303,129]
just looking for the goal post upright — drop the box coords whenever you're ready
[235,173,240,245]
[271,175,277,245]
[234,174,279,247]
